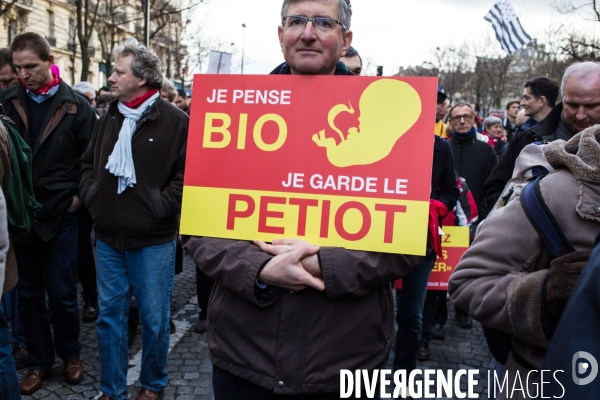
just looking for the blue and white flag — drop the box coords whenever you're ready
[484,0,532,55]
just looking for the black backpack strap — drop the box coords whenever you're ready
[530,165,549,180]
[520,176,575,259]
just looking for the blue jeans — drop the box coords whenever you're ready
[0,300,21,399]
[96,239,176,400]
[393,252,436,373]
[3,288,26,348]
[14,212,81,370]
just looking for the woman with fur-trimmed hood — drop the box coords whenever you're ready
[448,125,600,400]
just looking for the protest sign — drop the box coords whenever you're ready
[394,225,471,289]
[488,108,506,119]
[180,75,438,255]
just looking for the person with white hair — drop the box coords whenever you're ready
[160,78,177,103]
[482,115,507,156]
[72,81,96,105]
[484,61,600,210]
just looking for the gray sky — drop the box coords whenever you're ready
[190,0,595,75]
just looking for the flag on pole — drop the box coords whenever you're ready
[484,0,532,56]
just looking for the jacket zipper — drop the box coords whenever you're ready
[113,116,149,248]
[108,115,122,248]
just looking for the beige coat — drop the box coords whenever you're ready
[449,126,600,399]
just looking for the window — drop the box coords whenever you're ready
[8,20,17,44]
[48,10,55,40]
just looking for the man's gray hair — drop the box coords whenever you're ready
[449,102,475,117]
[112,41,163,90]
[561,61,600,96]
[483,116,502,130]
[73,81,96,96]
[281,0,352,30]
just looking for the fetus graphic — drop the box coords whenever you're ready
[312,79,422,167]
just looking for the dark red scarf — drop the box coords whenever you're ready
[123,89,159,109]
[20,73,62,95]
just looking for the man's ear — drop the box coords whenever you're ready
[539,95,548,106]
[138,77,148,87]
[340,30,353,57]
[48,54,55,66]
[278,25,285,54]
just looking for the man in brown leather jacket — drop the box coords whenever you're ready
[183,1,425,399]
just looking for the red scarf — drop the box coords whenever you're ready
[123,89,159,109]
[20,73,62,95]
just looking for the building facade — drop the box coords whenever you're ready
[0,0,185,90]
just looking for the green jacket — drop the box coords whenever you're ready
[0,82,95,242]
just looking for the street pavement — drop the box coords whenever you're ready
[16,255,495,399]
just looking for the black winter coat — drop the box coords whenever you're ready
[431,135,459,212]
[449,134,497,220]
[79,97,188,249]
[483,104,563,211]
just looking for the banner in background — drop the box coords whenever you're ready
[207,51,232,74]
[395,226,470,289]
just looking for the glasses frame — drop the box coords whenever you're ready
[281,15,347,33]
[449,114,475,123]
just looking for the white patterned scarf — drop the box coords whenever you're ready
[105,91,160,194]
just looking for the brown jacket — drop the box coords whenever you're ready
[0,82,95,242]
[183,236,425,395]
[0,121,16,293]
[449,126,600,399]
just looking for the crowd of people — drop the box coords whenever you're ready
[0,0,599,399]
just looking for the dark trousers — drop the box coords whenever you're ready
[15,212,81,371]
[422,290,446,343]
[213,365,346,400]
[196,266,214,319]
[422,290,468,343]
[77,206,97,305]
[393,252,436,373]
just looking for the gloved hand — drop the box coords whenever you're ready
[545,250,590,321]
[428,200,448,258]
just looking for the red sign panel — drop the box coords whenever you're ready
[181,75,438,255]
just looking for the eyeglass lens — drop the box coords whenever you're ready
[451,115,474,122]
[284,16,340,32]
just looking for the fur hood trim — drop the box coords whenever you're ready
[544,125,600,182]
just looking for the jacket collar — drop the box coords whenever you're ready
[270,61,354,76]
[107,95,163,122]
[526,103,563,139]
[3,81,81,105]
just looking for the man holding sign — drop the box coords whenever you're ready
[183,0,430,398]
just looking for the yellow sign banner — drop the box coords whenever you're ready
[181,186,430,254]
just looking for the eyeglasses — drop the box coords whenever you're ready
[282,15,346,33]
[449,114,475,122]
